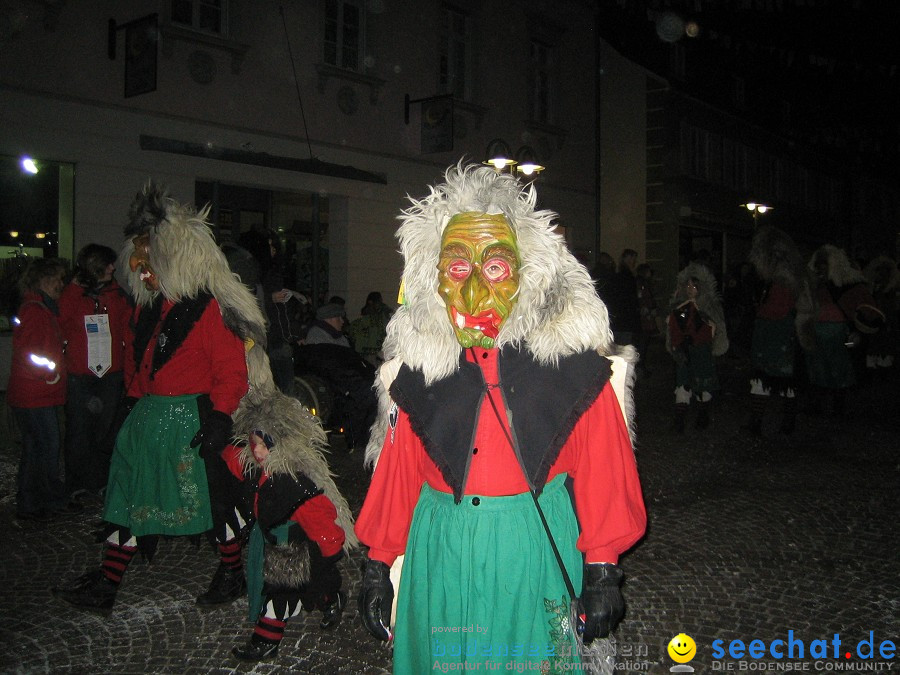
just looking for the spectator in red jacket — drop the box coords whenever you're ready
[58,244,133,499]
[7,257,69,521]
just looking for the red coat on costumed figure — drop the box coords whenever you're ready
[53,184,357,663]
[805,244,884,416]
[744,226,815,436]
[355,164,647,675]
[665,262,729,432]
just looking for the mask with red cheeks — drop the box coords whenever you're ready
[437,212,520,349]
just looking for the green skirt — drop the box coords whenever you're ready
[751,315,797,378]
[806,322,855,389]
[394,474,581,674]
[675,342,719,394]
[104,394,212,537]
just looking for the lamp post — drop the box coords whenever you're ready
[483,139,545,180]
[741,202,773,228]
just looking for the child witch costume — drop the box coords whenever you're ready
[355,164,647,674]
[224,391,357,660]
[666,262,728,432]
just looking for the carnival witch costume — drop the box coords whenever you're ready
[666,262,729,431]
[224,371,358,660]
[355,164,646,674]
[53,184,356,623]
[805,244,884,416]
[744,226,815,436]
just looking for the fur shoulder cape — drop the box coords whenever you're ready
[365,163,635,467]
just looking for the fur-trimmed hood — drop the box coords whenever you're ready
[231,384,358,552]
[365,164,634,468]
[748,226,809,294]
[120,182,273,393]
[667,262,729,357]
[809,244,866,288]
[864,255,900,296]
[383,163,615,384]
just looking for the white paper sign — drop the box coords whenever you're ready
[84,313,112,377]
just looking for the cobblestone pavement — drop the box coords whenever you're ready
[1,340,897,674]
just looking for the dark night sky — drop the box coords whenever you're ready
[601,0,900,176]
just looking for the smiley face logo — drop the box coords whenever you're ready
[667,633,697,663]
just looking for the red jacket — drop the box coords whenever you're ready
[356,349,647,566]
[222,444,346,558]
[7,291,66,408]
[125,298,248,415]
[58,280,132,376]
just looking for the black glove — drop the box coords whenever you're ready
[578,563,625,644]
[358,558,393,641]
[190,409,233,461]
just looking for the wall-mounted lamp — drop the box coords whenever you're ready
[483,139,516,172]
[35,232,47,239]
[515,145,545,176]
[10,231,19,238]
[20,157,39,175]
[483,139,546,178]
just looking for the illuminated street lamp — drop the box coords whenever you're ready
[741,202,773,227]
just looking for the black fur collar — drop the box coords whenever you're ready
[132,293,215,378]
[390,346,612,502]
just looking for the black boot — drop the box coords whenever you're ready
[52,570,117,612]
[319,590,346,630]
[197,563,246,606]
[741,394,766,436]
[232,636,279,661]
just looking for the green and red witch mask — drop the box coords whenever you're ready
[437,212,520,348]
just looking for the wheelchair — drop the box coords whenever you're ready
[292,343,377,450]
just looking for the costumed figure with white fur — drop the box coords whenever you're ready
[355,164,647,674]
[743,226,815,436]
[223,389,357,660]
[804,245,884,417]
[665,262,728,432]
[53,184,355,629]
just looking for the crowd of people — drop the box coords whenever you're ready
[592,226,896,437]
[3,166,897,673]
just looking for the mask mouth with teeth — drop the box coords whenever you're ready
[437,211,520,349]
[128,233,159,291]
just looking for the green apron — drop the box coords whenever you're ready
[246,520,292,622]
[104,394,212,536]
[394,474,581,674]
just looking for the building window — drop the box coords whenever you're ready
[324,0,364,72]
[439,5,472,100]
[529,40,554,125]
[170,0,227,36]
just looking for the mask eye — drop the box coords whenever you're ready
[447,259,472,281]
[483,258,511,282]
